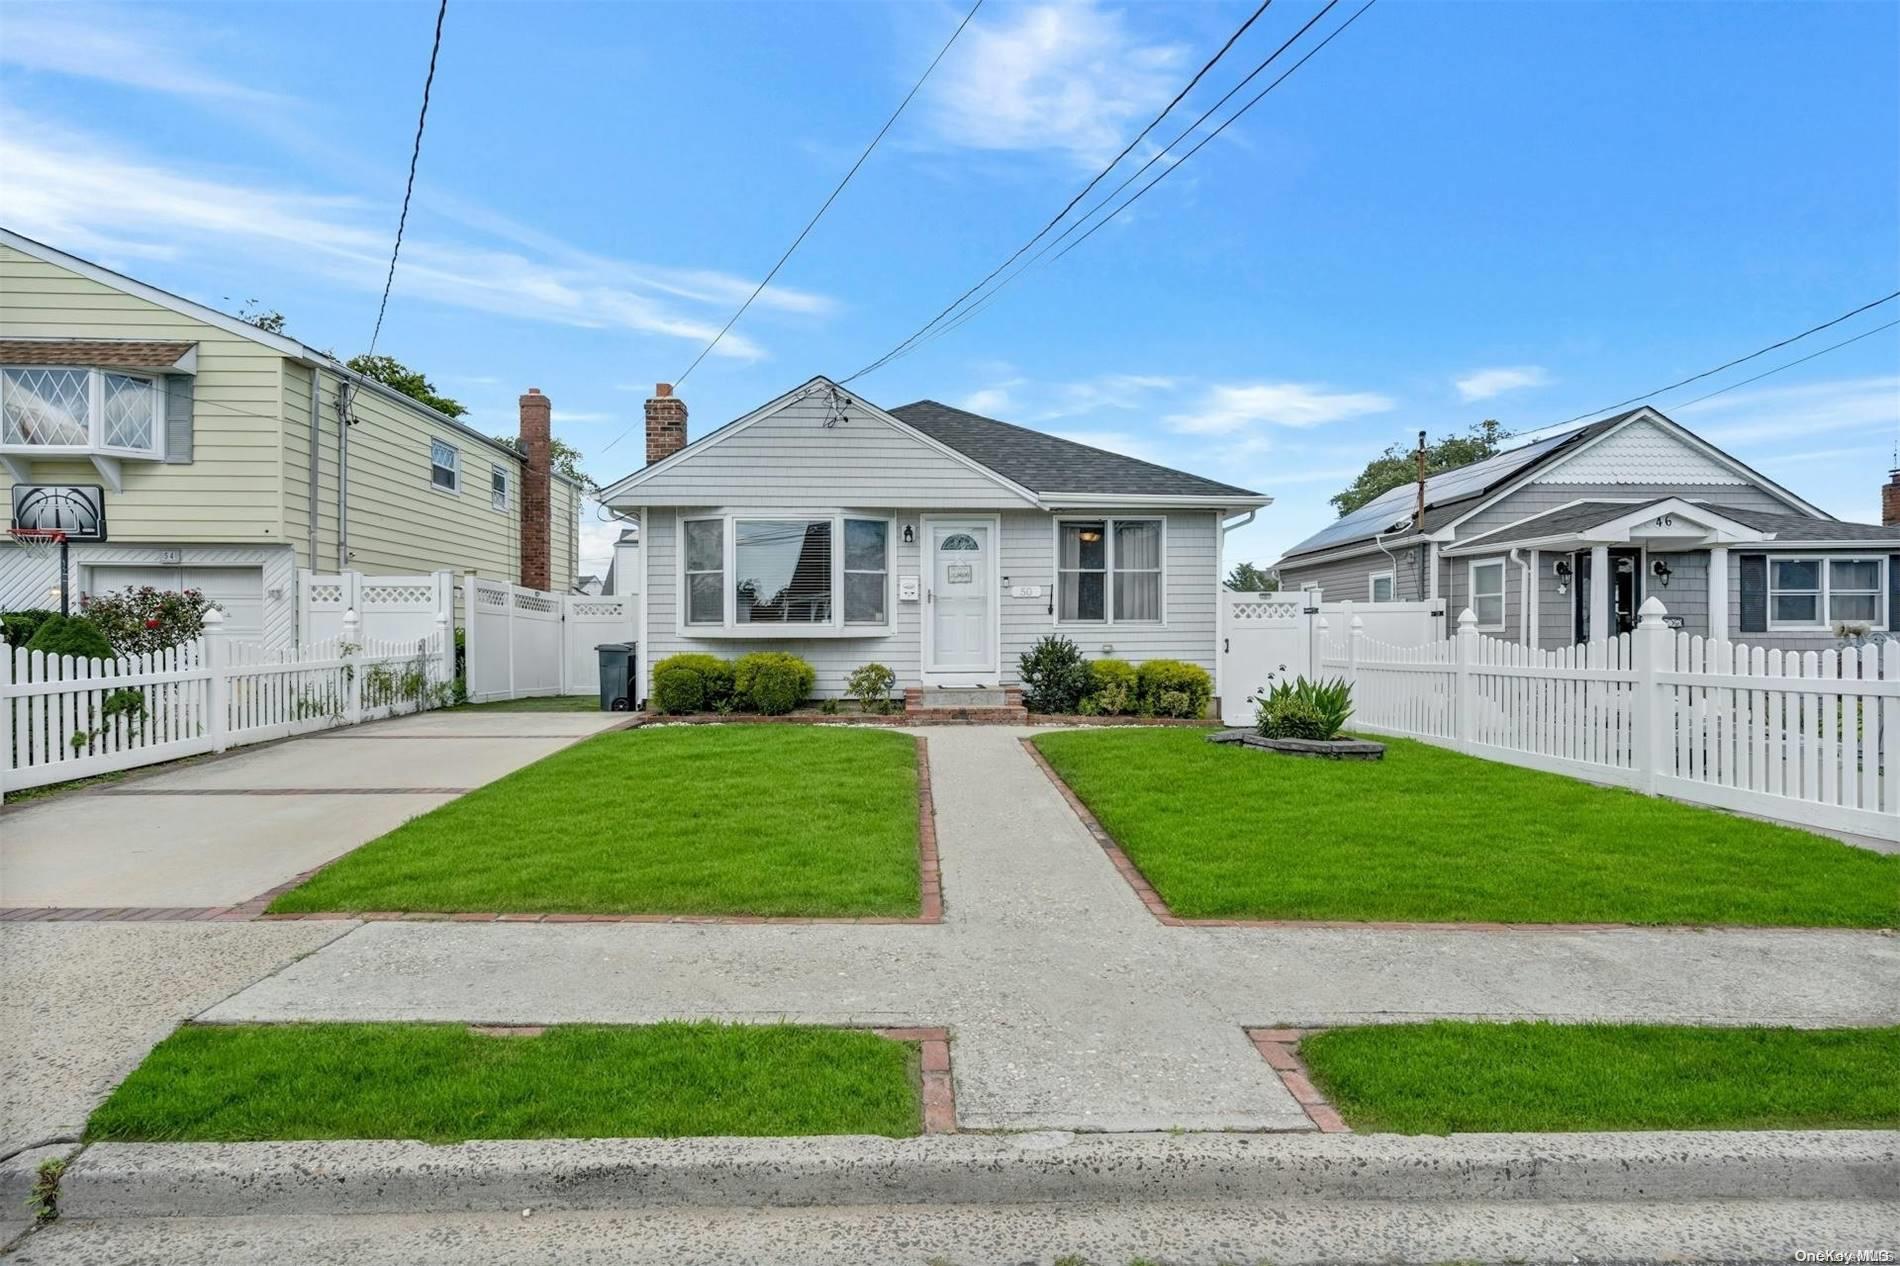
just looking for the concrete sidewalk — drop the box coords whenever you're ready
[203,726,1900,1134]
[0,710,627,909]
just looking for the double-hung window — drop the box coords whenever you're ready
[490,466,508,512]
[682,513,890,631]
[1469,558,1505,631]
[429,439,459,492]
[1,367,163,457]
[1770,556,1884,629]
[1056,518,1164,624]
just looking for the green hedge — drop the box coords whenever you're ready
[24,614,115,661]
[650,651,816,716]
[651,653,737,714]
[2,608,58,650]
[735,652,817,716]
[1135,659,1213,718]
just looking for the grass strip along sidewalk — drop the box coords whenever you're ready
[87,1022,924,1142]
[271,725,922,917]
[1299,1022,1900,1134]
[1031,728,1898,927]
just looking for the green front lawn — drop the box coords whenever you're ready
[1299,1022,1900,1134]
[87,1022,922,1142]
[1031,728,1898,926]
[271,725,921,916]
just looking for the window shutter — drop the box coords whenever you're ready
[163,374,194,464]
[1888,555,1900,629]
[1737,552,1767,633]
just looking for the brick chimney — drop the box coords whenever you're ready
[646,383,687,466]
[518,387,552,591]
[1884,469,1900,528]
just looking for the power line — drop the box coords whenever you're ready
[836,0,1278,384]
[663,0,986,396]
[1651,316,1900,412]
[367,0,449,359]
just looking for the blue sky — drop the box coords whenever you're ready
[2,0,1896,576]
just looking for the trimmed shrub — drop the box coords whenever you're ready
[25,614,115,662]
[845,662,898,714]
[1256,676,1354,741]
[735,651,817,716]
[2,609,57,649]
[1136,659,1213,718]
[1085,657,1137,716]
[1019,635,1091,714]
[651,652,735,715]
[79,586,220,655]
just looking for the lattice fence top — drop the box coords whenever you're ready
[307,583,345,605]
[514,592,558,613]
[361,584,437,606]
[570,601,627,617]
[1229,599,1304,622]
[475,586,508,609]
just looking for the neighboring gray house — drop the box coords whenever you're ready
[1275,406,1900,653]
[598,377,1270,705]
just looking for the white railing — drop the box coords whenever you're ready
[1322,597,1900,841]
[2,608,454,799]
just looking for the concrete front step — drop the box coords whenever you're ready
[903,687,1027,722]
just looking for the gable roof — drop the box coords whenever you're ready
[1277,406,1828,566]
[598,378,1268,509]
[888,400,1262,501]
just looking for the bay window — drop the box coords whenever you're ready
[681,512,890,632]
[1,366,163,457]
[1770,556,1884,629]
[1057,518,1164,624]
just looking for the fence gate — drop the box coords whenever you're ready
[464,577,637,703]
[1220,589,1319,725]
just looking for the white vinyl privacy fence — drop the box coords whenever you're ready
[463,577,638,703]
[299,569,453,645]
[1321,596,1900,841]
[2,609,452,800]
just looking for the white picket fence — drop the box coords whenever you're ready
[1320,596,1900,841]
[1,609,453,799]
[463,576,637,703]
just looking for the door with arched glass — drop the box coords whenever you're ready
[926,521,994,676]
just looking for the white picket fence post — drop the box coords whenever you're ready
[203,609,230,753]
[1346,614,1363,690]
[1630,595,1672,794]
[341,608,363,726]
[1453,607,1478,750]
[0,640,13,804]
[434,611,453,689]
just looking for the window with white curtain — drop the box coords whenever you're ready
[843,518,888,624]
[684,518,724,625]
[1057,518,1164,624]
[1770,556,1885,628]
[1469,558,1505,630]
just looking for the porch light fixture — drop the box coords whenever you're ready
[902,524,914,545]
[1651,558,1673,587]
[1552,557,1571,595]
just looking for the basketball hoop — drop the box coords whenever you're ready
[6,527,71,615]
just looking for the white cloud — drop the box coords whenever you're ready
[959,385,1018,415]
[1681,375,1900,446]
[957,372,1175,422]
[0,109,833,360]
[1165,382,1395,435]
[1454,366,1550,402]
[924,1,1186,164]
[0,4,290,104]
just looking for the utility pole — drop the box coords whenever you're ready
[1413,429,1428,526]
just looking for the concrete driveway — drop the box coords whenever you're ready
[0,710,628,911]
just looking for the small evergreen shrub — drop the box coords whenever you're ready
[1085,657,1137,715]
[651,652,735,714]
[735,651,816,715]
[24,614,115,661]
[2,609,57,649]
[1256,677,1354,741]
[1136,659,1213,718]
[79,586,220,655]
[845,662,898,714]
[1019,635,1091,713]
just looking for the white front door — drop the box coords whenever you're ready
[927,522,993,675]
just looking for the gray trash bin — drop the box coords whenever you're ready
[595,642,636,711]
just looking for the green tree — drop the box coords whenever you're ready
[231,299,287,334]
[1225,561,1278,592]
[346,354,467,418]
[491,434,596,491]
[1330,419,1505,517]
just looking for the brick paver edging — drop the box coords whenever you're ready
[1018,737,1839,935]
[1245,1028,1348,1133]
[257,734,943,926]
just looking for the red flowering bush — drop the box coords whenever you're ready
[79,586,222,655]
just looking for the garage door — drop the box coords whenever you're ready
[86,565,265,642]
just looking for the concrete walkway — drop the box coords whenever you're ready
[0,710,627,909]
[203,726,1900,1134]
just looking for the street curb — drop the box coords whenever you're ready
[56,1130,1900,1219]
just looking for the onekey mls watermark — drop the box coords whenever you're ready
[1792,1251,1895,1264]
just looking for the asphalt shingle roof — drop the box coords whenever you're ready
[1450,500,1900,552]
[889,400,1261,501]
[1709,506,1900,542]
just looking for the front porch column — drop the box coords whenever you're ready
[1526,549,1539,647]
[1589,544,1610,643]
[1708,546,1729,642]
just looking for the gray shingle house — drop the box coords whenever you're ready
[1275,405,1900,652]
[598,377,1269,705]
